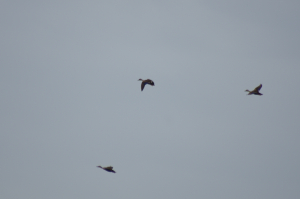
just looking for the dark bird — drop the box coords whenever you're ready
[97,165,116,173]
[138,79,155,91]
[245,84,263,95]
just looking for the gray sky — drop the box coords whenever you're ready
[1,1,300,198]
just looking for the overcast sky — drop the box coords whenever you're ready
[1,1,300,199]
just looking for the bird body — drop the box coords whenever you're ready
[97,165,116,173]
[245,84,263,95]
[138,79,155,91]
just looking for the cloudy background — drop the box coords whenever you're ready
[1,1,300,198]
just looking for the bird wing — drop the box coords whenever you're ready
[106,166,113,170]
[254,84,262,92]
[141,82,146,91]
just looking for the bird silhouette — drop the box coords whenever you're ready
[97,165,116,173]
[138,79,155,91]
[245,84,263,95]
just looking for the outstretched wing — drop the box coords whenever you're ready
[141,82,146,91]
[106,166,113,170]
[254,84,262,92]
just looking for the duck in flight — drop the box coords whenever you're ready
[97,165,116,173]
[138,79,155,91]
[245,84,263,95]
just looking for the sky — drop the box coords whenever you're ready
[1,1,300,198]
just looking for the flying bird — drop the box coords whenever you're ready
[245,84,263,95]
[97,165,116,173]
[138,79,155,91]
